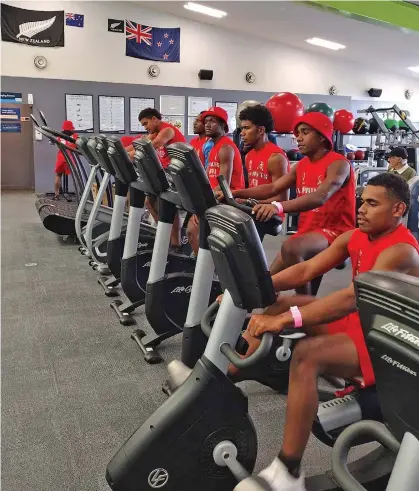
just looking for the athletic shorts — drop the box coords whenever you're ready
[327,312,375,387]
[288,228,340,245]
[55,160,71,175]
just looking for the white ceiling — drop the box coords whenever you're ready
[139,1,419,75]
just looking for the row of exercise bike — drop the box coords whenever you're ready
[34,117,419,491]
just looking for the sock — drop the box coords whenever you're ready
[278,450,301,478]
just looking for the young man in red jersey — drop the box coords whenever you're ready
[53,120,78,200]
[238,173,419,491]
[228,112,356,294]
[187,106,244,255]
[189,112,208,166]
[126,108,186,249]
[239,104,290,199]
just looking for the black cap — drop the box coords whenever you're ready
[389,147,408,159]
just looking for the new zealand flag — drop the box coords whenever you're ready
[125,20,180,63]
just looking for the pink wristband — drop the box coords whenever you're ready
[271,201,283,215]
[290,306,303,328]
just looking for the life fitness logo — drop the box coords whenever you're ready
[148,468,169,488]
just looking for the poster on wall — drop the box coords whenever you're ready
[65,94,94,133]
[215,101,238,133]
[99,96,125,133]
[188,96,212,117]
[188,117,196,136]
[130,97,154,133]
[1,92,22,103]
[162,115,184,135]
[1,122,21,133]
[1,107,21,121]
[160,95,185,116]
[1,3,65,47]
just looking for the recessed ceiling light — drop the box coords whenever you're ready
[408,66,419,74]
[306,37,346,51]
[184,2,227,19]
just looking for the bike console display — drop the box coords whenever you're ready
[166,142,217,217]
[355,271,419,442]
[132,139,169,195]
[206,204,277,311]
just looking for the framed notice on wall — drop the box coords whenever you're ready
[162,115,185,135]
[130,97,154,133]
[188,96,212,117]
[99,95,125,133]
[65,94,94,133]
[160,95,185,116]
[215,101,238,133]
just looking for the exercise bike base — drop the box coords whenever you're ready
[131,329,163,364]
[132,330,180,365]
[98,276,120,297]
[110,300,136,326]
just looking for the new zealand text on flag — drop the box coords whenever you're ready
[125,20,180,62]
[66,13,84,28]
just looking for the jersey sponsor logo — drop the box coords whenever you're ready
[381,354,417,377]
[379,322,419,348]
[170,285,192,294]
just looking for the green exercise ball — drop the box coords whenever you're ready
[236,100,261,127]
[306,102,335,120]
[384,118,399,133]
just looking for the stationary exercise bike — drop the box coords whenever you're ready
[105,205,396,491]
[103,137,193,328]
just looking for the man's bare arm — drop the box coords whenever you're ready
[266,153,290,202]
[281,159,350,213]
[274,242,419,330]
[271,231,353,291]
[233,165,296,200]
[213,144,234,192]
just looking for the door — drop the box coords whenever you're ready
[1,103,35,190]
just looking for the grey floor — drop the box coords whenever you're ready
[2,192,371,491]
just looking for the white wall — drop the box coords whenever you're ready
[2,0,418,102]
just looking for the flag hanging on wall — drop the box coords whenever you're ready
[126,20,180,63]
[1,3,64,47]
[66,13,84,28]
[108,19,124,33]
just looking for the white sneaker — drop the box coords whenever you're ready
[258,458,306,491]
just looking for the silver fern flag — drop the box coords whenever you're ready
[1,3,64,47]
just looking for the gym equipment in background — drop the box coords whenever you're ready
[353,117,370,134]
[105,205,396,491]
[235,100,261,127]
[306,102,335,120]
[333,109,354,134]
[266,92,305,133]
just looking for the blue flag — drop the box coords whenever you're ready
[66,13,84,27]
[126,21,180,63]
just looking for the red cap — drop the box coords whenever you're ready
[293,112,333,147]
[202,106,229,132]
[62,120,75,131]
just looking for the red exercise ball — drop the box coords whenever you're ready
[333,109,354,134]
[266,92,305,133]
[355,150,365,161]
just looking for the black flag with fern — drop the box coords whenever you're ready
[1,3,64,47]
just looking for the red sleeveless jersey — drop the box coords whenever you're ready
[337,225,419,387]
[190,135,208,166]
[156,122,186,168]
[245,141,290,188]
[296,151,355,236]
[206,136,245,190]
[55,134,78,169]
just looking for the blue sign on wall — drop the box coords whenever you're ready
[1,122,21,133]
[1,92,23,103]
[1,107,21,120]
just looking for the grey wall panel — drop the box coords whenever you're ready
[1,76,351,192]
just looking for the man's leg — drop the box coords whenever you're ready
[259,333,361,490]
[145,195,159,224]
[54,173,62,198]
[171,212,181,249]
[281,232,330,295]
[186,216,200,256]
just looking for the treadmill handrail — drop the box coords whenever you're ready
[217,174,282,226]
[201,301,273,367]
[331,420,400,491]
[41,125,77,144]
